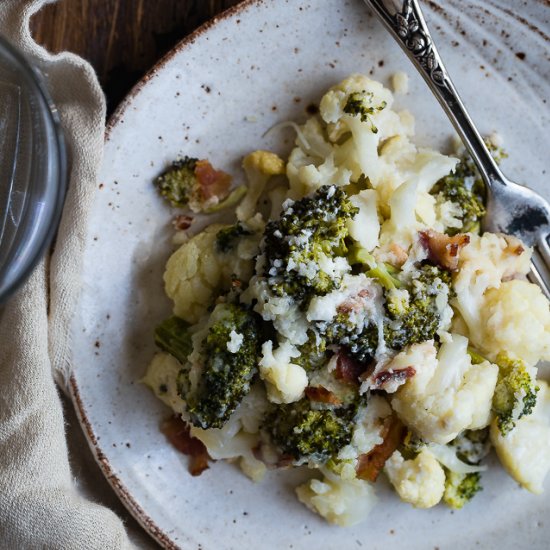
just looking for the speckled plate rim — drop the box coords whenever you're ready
[67,1,550,549]
[69,3,263,548]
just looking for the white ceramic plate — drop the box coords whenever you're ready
[69,1,550,548]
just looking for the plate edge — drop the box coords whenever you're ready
[69,374,181,550]
[104,0,265,142]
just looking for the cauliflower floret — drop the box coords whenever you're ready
[347,189,380,252]
[164,225,256,323]
[236,150,285,221]
[435,197,464,233]
[362,342,434,394]
[319,75,398,187]
[391,336,499,444]
[286,118,350,199]
[142,352,186,415]
[491,380,550,494]
[296,470,377,527]
[478,280,550,366]
[190,385,269,482]
[288,150,353,199]
[453,232,532,339]
[306,273,383,326]
[384,449,445,508]
[242,276,309,346]
[259,340,308,403]
[378,150,458,251]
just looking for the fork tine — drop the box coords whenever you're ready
[528,250,550,301]
[536,235,550,268]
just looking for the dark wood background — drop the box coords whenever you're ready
[30,0,241,114]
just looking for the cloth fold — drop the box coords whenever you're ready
[0,1,135,547]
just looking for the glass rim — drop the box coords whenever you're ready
[0,34,67,305]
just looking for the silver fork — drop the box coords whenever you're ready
[364,0,550,299]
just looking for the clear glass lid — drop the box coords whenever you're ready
[0,35,67,304]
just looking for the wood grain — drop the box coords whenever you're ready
[30,0,241,112]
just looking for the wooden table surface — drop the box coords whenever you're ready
[31,0,241,114]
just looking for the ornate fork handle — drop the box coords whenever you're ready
[366,0,504,188]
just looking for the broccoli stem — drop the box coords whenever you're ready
[349,245,401,289]
[467,347,487,365]
[203,185,247,213]
[154,316,193,365]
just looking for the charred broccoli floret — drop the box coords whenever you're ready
[154,316,193,365]
[261,185,358,305]
[343,90,387,133]
[215,222,252,253]
[265,398,357,463]
[492,352,539,436]
[186,303,263,429]
[443,471,482,509]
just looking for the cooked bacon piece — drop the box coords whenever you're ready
[335,351,371,385]
[503,236,525,256]
[390,243,408,267]
[337,288,371,315]
[173,214,193,231]
[194,159,232,201]
[419,229,470,271]
[509,244,524,256]
[372,366,416,391]
[356,416,406,482]
[305,386,342,406]
[161,415,210,476]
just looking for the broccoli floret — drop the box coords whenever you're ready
[443,471,482,509]
[293,331,330,371]
[343,90,387,133]
[384,265,451,350]
[215,222,252,253]
[400,429,426,460]
[154,316,193,365]
[155,157,200,208]
[186,303,263,429]
[492,352,539,436]
[451,428,491,465]
[261,185,358,305]
[431,141,506,235]
[265,398,357,463]
[431,172,485,235]
[443,429,489,510]
[154,157,244,213]
[321,264,451,363]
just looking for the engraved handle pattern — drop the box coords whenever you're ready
[392,0,445,86]
[365,0,504,186]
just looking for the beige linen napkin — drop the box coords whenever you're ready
[0,1,134,547]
